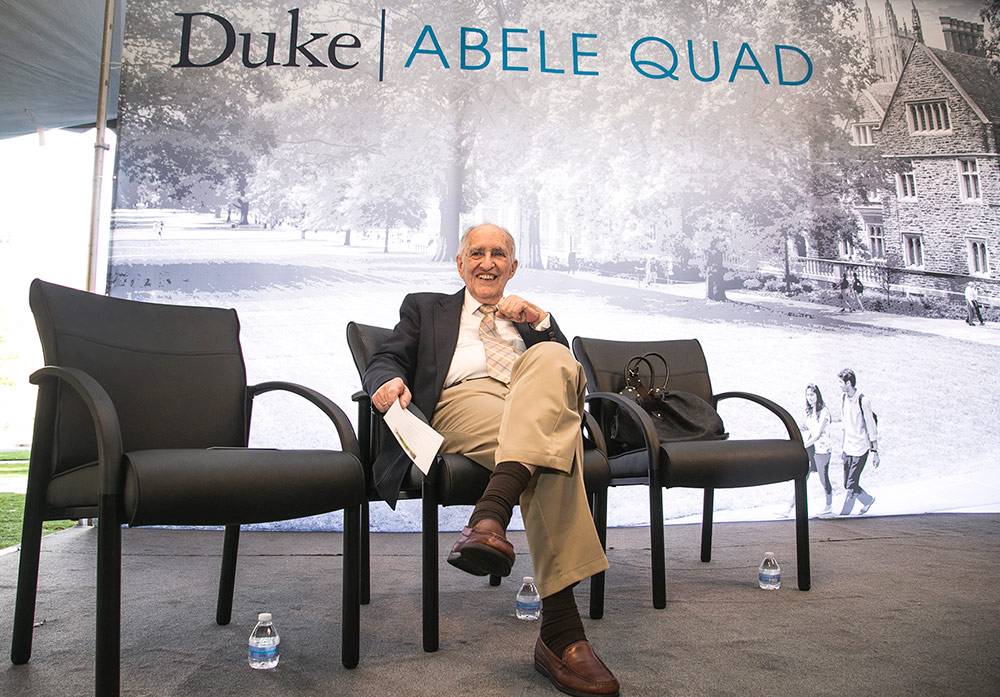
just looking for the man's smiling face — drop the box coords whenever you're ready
[456,224,517,305]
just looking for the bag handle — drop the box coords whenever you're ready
[640,352,669,392]
[624,355,654,396]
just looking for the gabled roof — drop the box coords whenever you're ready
[859,81,896,120]
[878,42,1000,129]
[928,47,1000,125]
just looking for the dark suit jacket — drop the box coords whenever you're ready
[363,287,568,507]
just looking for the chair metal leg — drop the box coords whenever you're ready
[11,487,45,664]
[342,504,360,669]
[794,476,811,591]
[649,475,667,609]
[216,525,240,625]
[589,488,608,620]
[421,480,440,653]
[360,499,371,605]
[700,488,714,563]
[489,574,501,587]
[95,494,122,697]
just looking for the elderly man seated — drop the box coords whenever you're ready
[363,223,619,696]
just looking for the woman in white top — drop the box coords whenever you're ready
[786,383,833,516]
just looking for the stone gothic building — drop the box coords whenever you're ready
[804,5,997,303]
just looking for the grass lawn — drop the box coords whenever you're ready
[0,493,76,549]
[1,456,71,549]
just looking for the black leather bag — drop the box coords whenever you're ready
[607,353,726,455]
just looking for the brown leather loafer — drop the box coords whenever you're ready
[446,523,515,577]
[534,638,620,697]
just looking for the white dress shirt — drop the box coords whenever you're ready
[443,289,551,388]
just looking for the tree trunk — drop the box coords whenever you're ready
[704,240,728,301]
[235,198,250,226]
[383,220,390,254]
[434,153,462,262]
[521,193,543,269]
[343,228,352,246]
[783,229,792,294]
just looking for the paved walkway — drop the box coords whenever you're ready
[581,272,1000,347]
[0,468,26,493]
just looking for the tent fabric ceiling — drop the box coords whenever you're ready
[0,0,123,140]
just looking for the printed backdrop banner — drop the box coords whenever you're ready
[111,1,999,531]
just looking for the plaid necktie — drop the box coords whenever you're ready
[478,304,518,384]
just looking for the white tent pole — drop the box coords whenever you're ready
[87,0,116,293]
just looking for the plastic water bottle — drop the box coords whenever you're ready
[248,612,280,669]
[515,576,541,620]
[758,553,781,590]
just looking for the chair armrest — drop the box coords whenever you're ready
[582,411,607,456]
[352,389,369,404]
[584,391,662,465]
[248,381,360,459]
[30,366,124,496]
[713,391,803,444]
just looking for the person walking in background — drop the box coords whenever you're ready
[785,384,834,517]
[642,256,656,288]
[839,274,852,312]
[851,272,866,312]
[965,283,984,326]
[837,368,878,516]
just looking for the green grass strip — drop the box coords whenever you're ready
[0,493,76,549]
[0,450,30,462]
[0,462,29,477]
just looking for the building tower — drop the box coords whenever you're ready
[911,0,923,44]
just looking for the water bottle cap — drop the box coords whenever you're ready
[258,612,272,622]
[765,552,775,557]
[523,576,534,583]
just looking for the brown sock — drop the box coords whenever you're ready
[467,461,532,530]
[540,584,586,656]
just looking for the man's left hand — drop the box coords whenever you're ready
[497,295,545,325]
[872,451,880,468]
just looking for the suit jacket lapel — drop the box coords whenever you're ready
[433,288,465,389]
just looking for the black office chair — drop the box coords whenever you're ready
[12,280,366,697]
[346,321,611,652]
[572,336,810,609]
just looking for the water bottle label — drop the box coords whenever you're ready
[758,571,780,584]
[249,645,278,660]
[516,600,540,612]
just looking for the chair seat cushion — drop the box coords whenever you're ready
[608,439,808,488]
[122,448,365,526]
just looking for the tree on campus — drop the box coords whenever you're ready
[681,0,886,300]
[871,249,904,305]
[466,0,887,296]
[116,4,282,221]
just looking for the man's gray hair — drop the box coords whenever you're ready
[458,223,517,260]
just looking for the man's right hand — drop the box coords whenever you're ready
[373,377,411,413]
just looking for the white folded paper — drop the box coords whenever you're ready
[383,400,444,475]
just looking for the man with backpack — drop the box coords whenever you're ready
[837,368,878,515]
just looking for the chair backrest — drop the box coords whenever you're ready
[29,279,248,474]
[572,337,714,402]
[345,321,393,379]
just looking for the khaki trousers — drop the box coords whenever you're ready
[431,342,608,598]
